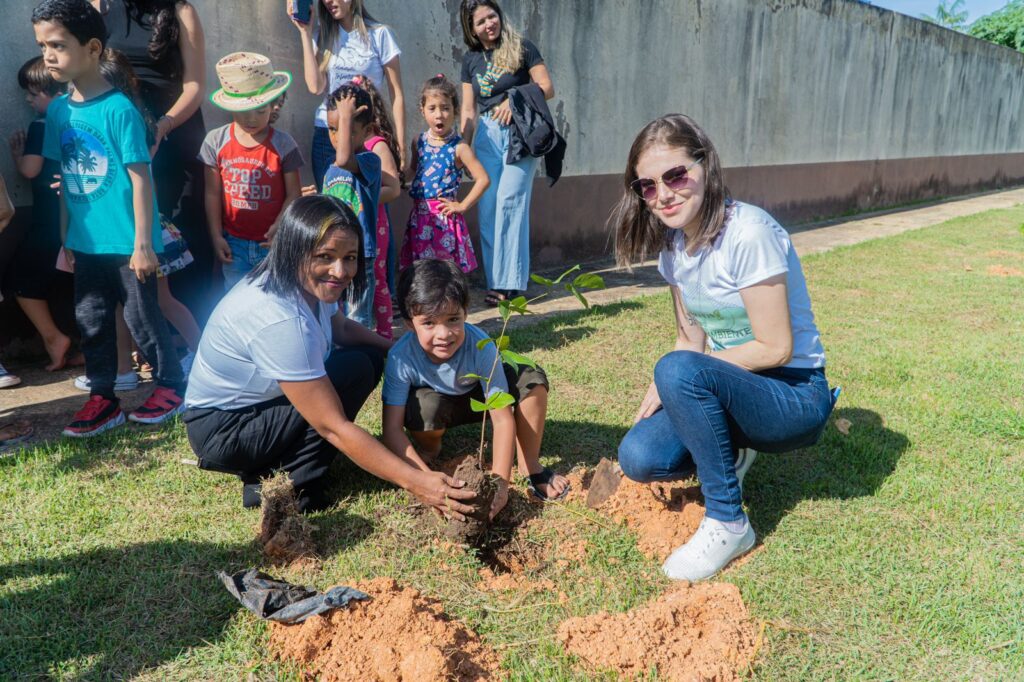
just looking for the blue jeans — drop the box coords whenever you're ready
[618,351,834,523]
[474,114,540,292]
[223,234,270,291]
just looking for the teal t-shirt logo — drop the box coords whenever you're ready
[476,62,506,98]
[684,283,754,351]
[60,122,114,202]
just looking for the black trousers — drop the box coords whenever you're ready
[73,252,184,400]
[182,346,386,512]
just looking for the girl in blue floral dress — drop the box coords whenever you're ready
[401,75,490,273]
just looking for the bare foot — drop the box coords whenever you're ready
[532,472,570,500]
[0,419,33,444]
[43,334,72,371]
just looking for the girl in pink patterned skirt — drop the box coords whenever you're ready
[401,75,489,273]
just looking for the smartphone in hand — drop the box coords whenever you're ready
[291,1,311,23]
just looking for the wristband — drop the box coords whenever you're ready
[158,114,176,130]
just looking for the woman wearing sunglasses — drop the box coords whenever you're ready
[612,114,835,582]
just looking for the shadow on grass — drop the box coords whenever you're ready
[477,299,645,354]
[0,505,373,680]
[745,407,909,537]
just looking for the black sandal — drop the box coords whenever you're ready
[527,467,571,502]
[484,290,507,307]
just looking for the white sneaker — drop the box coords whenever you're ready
[735,448,758,492]
[662,517,756,582]
[74,371,139,393]
[0,369,21,389]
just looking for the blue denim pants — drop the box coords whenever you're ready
[618,351,834,523]
[223,234,270,291]
[474,114,540,292]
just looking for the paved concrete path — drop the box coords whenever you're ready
[3,187,1022,445]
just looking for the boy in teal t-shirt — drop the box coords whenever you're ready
[34,0,185,437]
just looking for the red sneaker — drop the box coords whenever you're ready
[63,396,125,438]
[128,386,185,425]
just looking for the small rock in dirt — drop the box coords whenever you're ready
[259,472,316,563]
[444,457,498,544]
[586,457,622,509]
[835,417,852,435]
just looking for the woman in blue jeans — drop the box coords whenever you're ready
[611,114,835,581]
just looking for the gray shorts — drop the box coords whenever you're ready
[404,363,549,432]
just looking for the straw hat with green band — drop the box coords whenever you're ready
[210,52,292,112]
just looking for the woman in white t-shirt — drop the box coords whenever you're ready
[612,114,837,582]
[287,0,406,187]
[183,195,475,518]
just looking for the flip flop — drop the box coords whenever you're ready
[484,290,507,307]
[0,420,34,454]
[527,467,571,502]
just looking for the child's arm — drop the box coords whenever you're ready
[438,143,491,217]
[333,92,366,173]
[9,131,44,180]
[126,163,158,282]
[382,405,434,473]
[371,140,400,204]
[0,176,14,232]
[204,165,232,264]
[262,169,303,248]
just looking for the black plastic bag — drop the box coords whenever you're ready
[219,568,370,624]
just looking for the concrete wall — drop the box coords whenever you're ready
[2,0,1023,271]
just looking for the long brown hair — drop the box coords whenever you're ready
[359,75,404,185]
[459,0,523,73]
[611,114,730,267]
[315,0,381,72]
[122,0,183,63]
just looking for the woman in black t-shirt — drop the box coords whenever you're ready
[459,0,554,305]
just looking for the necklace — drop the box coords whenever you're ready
[426,129,455,145]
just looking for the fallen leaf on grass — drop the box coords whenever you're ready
[963,263,973,272]
[835,418,852,435]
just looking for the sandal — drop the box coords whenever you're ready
[0,420,34,453]
[527,467,571,502]
[484,290,508,307]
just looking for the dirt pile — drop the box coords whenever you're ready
[590,470,705,563]
[444,457,499,544]
[557,582,757,681]
[270,577,500,681]
[258,472,316,563]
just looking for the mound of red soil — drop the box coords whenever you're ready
[270,577,500,681]
[557,582,757,681]
[597,475,706,563]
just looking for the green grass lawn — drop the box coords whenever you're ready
[2,208,1023,680]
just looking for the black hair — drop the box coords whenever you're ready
[269,90,288,125]
[420,74,459,111]
[17,56,62,96]
[326,82,373,127]
[122,0,182,62]
[32,0,109,49]
[250,195,366,303]
[99,49,155,145]
[397,259,469,320]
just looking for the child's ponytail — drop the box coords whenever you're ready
[99,49,156,147]
[357,75,405,185]
[419,73,459,111]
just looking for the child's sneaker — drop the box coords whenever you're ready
[63,396,126,438]
[661,516,756,582]
[74,371,140,393]
[0,366,21,389]
[128,386,184,425]
[735,448,758,492]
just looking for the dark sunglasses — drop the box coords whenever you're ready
[630,159,701,201]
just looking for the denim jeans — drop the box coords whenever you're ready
[618,351,834,523]
[223,234,270,291]
[474,114,540,292]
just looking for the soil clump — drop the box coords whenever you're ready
[444,457,499,544]
[557,582,757,681]
[258,472,316,563]
[270,577,500,681]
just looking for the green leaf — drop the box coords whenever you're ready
[470,397,489,413]
[462,373,486,381]
[567,284,591,309]
[496,335,510,351]
[530,273,554,287]
[509,296,529,314]
[502,350,537,369]
[498,299,512,322]
[476,337,495,350]
[573,273,606,290]
[553,264,581,285]
[486,391,516,410]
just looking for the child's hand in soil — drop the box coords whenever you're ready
[489,478,509,520]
